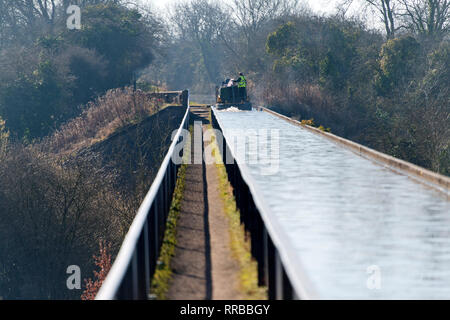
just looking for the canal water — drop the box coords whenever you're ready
[214,108,450,299]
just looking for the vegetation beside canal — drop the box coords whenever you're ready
[150,126,190,300]
[208,113,267,300]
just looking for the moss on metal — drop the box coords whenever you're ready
[207,111,267,300]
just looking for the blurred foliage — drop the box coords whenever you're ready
[0,0,448,301]
[67,4,155,88]
[265,16,448,175]
[375,36,421,95]
[0,2,160,140]
[0,116,8,158]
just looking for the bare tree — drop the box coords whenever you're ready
[371,0,397,37]
[398,0,449,37]
[0,0,58,45]
[172,0,229,85]
[230,0,299,45]
[0,0,124,46]
[12,0,57,31]
[219,0,300,72]
[341,0,398,38]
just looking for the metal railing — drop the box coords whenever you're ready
[211,107,318,300]
[96,93,190,300]
[257,106,450,194]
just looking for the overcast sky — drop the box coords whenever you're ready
[148,0,342,14]
[141,0,379,30]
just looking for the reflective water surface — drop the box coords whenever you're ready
[215,109,450,299]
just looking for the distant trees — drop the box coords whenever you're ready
[0,41,83,140]
[265,16,382,133]
[0,88,171,299]
[66,3,159,88]
[148,0,304,93]
[0,10,170,300]
[360,0,397,38]
[0,0,447,301]
[0,2,162,140]
[375,40,450,173]
[265,12,449,175]
[228,0,300,69]
[145,0,448,175]
[0,149,122,299]
[374,36,421,94]
[0,0,58,45]
[172,0,228,86]
[346,0,449,39]
[398,0,450,37]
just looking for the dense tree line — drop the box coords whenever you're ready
[0,0,166,299]
[0,0,448,300]
[265,17,448,174]
[0,88,173,299]
[0,0,162,140]
[0,1,447,169]
[148,0,448,175]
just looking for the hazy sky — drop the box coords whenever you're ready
[143,0,379,30]
[148,0,343,14]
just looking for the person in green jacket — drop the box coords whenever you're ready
[236,72,247,101]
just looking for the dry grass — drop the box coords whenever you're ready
[263,82,333,117]
[0,87,180,299]
[41,87,162,155]
[0,146,125,298]
[150,126,191,300]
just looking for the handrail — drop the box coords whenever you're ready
[258,106,449,194]
[211,107,319,300]
[96,93,190,300]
